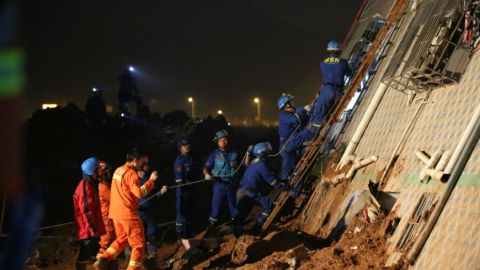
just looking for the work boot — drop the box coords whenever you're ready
[93,257,109,270]
[145,240,157,259]
[250,223,263,236]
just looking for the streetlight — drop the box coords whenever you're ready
[128,66,135,72]
[217,110,223,115]
[188,97,195,118]
[254,97,261,122]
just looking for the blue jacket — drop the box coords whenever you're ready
[204,148,238,182]
[240,158,282,191]
[278,107,307,141]
[320,55,352,87]
[174,154,193,184]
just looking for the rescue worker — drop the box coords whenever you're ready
[93,148,167,270]
[285,40,353,150]
[97,161,117,267]
[137,156,156,259]
[277,94,311,180]
[73,157,106,270]
[236,142,288,234]
[311,40,352,130]
[174,139,194,250]
[203,130,251,228]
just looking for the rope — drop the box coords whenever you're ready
[156,220,176,228]
[268,98,317,158]
[140,151,250,205]
[37,222,75,231]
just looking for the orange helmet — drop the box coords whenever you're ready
[98,161,112,181]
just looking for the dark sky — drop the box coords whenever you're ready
[24,0,359,120]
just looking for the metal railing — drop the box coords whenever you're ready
[384,0,475,93]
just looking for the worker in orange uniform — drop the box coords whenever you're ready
[96,161,119,270]
[93,148,167,270]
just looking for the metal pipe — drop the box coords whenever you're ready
[406,102,480,264]
[339,82,389,168]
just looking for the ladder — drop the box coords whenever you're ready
[262,0,409,231]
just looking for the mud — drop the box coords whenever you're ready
[235,216,406,270]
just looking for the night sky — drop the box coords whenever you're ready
[24,0,359,120]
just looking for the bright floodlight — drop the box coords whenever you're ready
[120,113,125,117]
[188,97,193,102]
[42,103,58,110]
[217,110,223,115]
[254,97,260,103]
[92,87,97,92]
[128,66,135,72]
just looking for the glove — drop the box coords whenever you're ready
[304,105,312,112]
[205,173,212,180]
[149,171,159,181]
[246,145,254,156]
[160,185,168,194]
[280,183,290,191]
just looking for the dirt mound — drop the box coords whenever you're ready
[231,235,258,264]
[231,215,407,270]
[299,216,406,270]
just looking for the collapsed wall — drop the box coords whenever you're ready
[296,0,480,268]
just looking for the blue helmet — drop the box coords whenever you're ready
[253,142,272,157]
[177,139,189,148]
[81,157,99,176]
[327,40,342,51]
[213,129,229,142]
[277,94,294,110]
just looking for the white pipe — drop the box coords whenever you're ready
[346,156,378,179]
[426,150,452,182]
[419,149,443,182]
[444,104,480,175]
[339,82,389,168]
[434,150,451,172]
[415,150,430,164]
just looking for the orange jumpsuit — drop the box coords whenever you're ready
[97,181,115,257]
[99,163,155,270]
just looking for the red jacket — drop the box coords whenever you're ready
[73,178,106,240]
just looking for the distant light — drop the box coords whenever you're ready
[254,97,260,103]
[128,66,135,72]
[217,110,223,115]
[188,97,193,103]
[92,87,98,92]
[120,113,125,117]
[228,122,231,126]
[42,103,58,110]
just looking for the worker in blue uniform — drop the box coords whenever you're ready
[174,139,195,251]
[277,94,311,180]
[311,40,352,130]
[286,40,353,151]
[203,130,251,228]
[236,142,288,234]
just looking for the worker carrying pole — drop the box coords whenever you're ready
[93,148,167,270]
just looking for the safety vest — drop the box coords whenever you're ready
[211,149,237,182]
